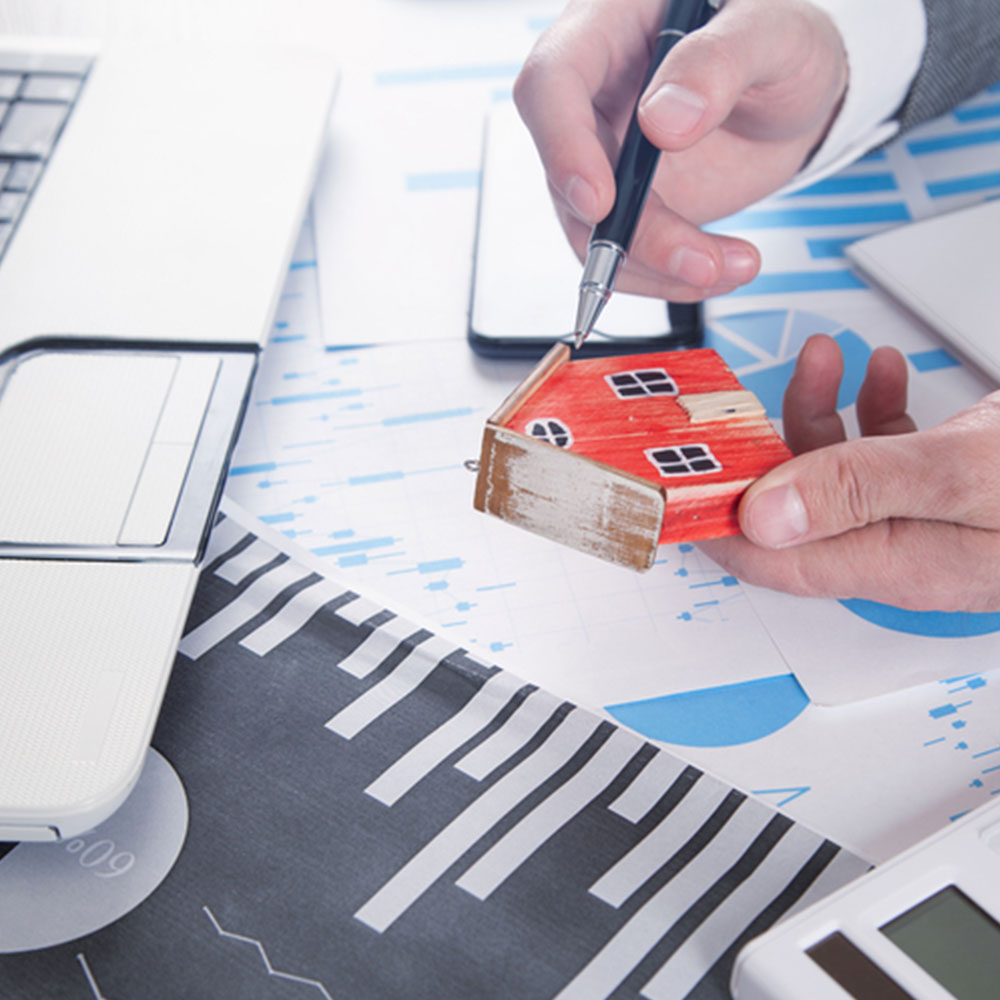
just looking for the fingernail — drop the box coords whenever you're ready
[746,484,809,548]
[641,83,707,136]
[668,246,717,286]
[722,245,759,284]
[563,175,599,222]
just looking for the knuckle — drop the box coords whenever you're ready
[676,30,742,95]
[827,446,877,528]
[511,60,538,114]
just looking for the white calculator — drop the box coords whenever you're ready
[731,796,1000,999]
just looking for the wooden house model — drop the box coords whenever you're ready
[473,344,791,571]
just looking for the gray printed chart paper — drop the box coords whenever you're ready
[0,511,868,999]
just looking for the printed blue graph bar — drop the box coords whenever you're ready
[926,170,1000,197]
[954,102,1000,122]
[407,170,481,192]
[289,259,317,270]
[382,407,476,426]
[269,388,362,406]
[726,270,867,296]
[417,558,464,574]
[349,471,405,486]
[787,173,897,196]
[908,127,1000,154]
[375,63,521,85]
[311,537,396,557]
[229,461,278,477]
[908,348,960,372]
[806,237,857,259]
[259,513,296,525]
[723,203,910,228]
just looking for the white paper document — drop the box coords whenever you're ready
[848,198,1000,386]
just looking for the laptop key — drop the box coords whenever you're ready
[21,74,83,103]
[0,76,19,101]
[0,190,25,222]
[0,52,91,75]
[4,160,42,191]
[0,100,69,158]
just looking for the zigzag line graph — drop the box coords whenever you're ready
[202,906,335,1000]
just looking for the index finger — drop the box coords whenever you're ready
[513,4,655,224]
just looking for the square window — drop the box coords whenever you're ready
[605,368,678,399]
[645,442,722,477]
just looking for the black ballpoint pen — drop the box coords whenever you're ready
[573,0,722,348]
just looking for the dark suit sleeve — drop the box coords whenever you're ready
[894,0,1000,131]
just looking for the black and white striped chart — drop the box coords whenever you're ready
[0,512,868,999]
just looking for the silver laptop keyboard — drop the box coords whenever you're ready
[0,52,92,260]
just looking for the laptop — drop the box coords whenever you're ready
[0,36,338,841]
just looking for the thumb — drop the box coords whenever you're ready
[738,428,975,549]
[637,0,843,150]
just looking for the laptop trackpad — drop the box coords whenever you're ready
[0,351,218,547]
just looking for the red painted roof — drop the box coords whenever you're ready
[504,348,790,488]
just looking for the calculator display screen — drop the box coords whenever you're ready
[880,885,1000,1000]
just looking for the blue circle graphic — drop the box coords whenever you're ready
[838,599,1000,638]
[605,673,809,748]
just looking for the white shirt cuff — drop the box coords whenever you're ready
[781,0,926,193]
